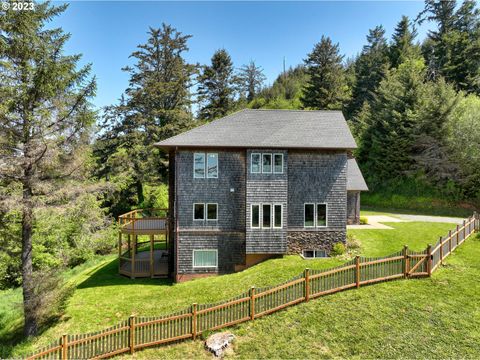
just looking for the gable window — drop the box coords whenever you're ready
[273,204,282,228]
[262,154,272,173]
[273,154,284,174]
[193,203,205,220]
[207,203,218,221]
[304,204,315,227]
[251,153,261,173]
[303,250,327,259]
[262,204,271,228]
[194,153,206,178]
[207,153,218,178]
[304,203,328,227]
[317,204,327,227]
[251,204,260,228]
[193,250,218,268]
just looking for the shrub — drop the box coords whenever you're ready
[359,216,368,225]
[346,234,361,249]
[331,242,346,256]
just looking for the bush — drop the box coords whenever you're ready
[359,216,368,225]
[331,242,346,256]
[346,234,361,249]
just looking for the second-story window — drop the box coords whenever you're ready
[194,152,218,178]
[262,154,272,173]
[273,154,283,174]
[251,152,284,174]
[251,153,261,173]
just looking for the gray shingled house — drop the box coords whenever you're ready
[155,109,368,282]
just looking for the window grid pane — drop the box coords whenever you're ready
[274,204,282,228]
[304,204,314,227]
[194,203,205,220]
[262,154,272,173]
[207,153,218,178]
[194,153,205,178]
[262,204,271,228]
[251,153,261,173]
[274,154,283,173]
[207,204,217,220]
[317,204,327,226]
[251,204,260,228]
[193,250,217,267]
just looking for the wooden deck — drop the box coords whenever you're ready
[120,218,167,235]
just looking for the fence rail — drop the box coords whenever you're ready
[26,213,479,360]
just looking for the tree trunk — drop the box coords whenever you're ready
[21,179,37,337]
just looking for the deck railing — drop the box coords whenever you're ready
[26,213,479,360]
[118,208,169,233]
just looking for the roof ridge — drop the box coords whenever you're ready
[244,108,343,113]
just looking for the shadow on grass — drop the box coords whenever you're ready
[77,258,173,289]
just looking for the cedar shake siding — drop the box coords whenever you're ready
[175,150,246,275]
[246,150,288,254]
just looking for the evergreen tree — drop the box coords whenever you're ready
[95,24,196,211]
[346,26,390,119]
[0,2,96,336]
[389,16,420,68]
[301,36,347,110]
[237,61,266,102]
[197,49,237,120]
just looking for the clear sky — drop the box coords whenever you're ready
[51,1,434,110]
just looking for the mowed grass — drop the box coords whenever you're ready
[3,219,462,358]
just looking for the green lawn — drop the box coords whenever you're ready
[2,218,466,358]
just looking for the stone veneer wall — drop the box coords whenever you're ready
[286,231,347,255]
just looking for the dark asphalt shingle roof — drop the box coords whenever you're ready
[347,158,368,191]
[154,109,357,149]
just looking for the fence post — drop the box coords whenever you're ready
[439,236,443,265]
[250,286,255,321]
[475,211,478,232]
[448,230,452,256]
[456,224,459,248]
[304,268,310,302]
[403,245,409,278]
[463,220,466,243]
[427,244,432,276]
[129,315,135,354]
[192,303,197,340]
[61,334,68,360]
[355,256,360,288]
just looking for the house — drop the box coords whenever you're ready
[150,109,368,282]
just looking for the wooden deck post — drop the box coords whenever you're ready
[355,256,360,288]
[61,334,68,360]
[403,245,409,278]
[192,303,197,340]
[427,244,432,276]
[150,234,154,278]
[250,286,255,320]
[129,315,135,354]
[304,268,310,302]
[131,236,135,279]
[118,232,122,272]
[439,236,443,264]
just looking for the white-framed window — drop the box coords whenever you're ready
[193,249,218,268]
[194,152,218,179]
[273,154,284,174]
[273,204,283,228]
[251,153,261,174]
[303,250,327,259]
[206,203,218,221]
[250,203,283,229]
[262,154,272,173]
[193,203,205,220]
[194,153,206,178]
[207,153,218,178]
[304,203,328,228]
[251,204,260,228]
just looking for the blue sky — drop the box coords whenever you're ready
[51,1,434,110]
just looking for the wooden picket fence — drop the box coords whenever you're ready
[26,213,479,360]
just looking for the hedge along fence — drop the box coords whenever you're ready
[27,213,479,360]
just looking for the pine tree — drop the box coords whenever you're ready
[237,61,266,102]
[346,26,390,119]
[197,49,237,120]
[389,16,420,68]
[301,36,347,110]
[0,2,96,336]
[95,24,196,210]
